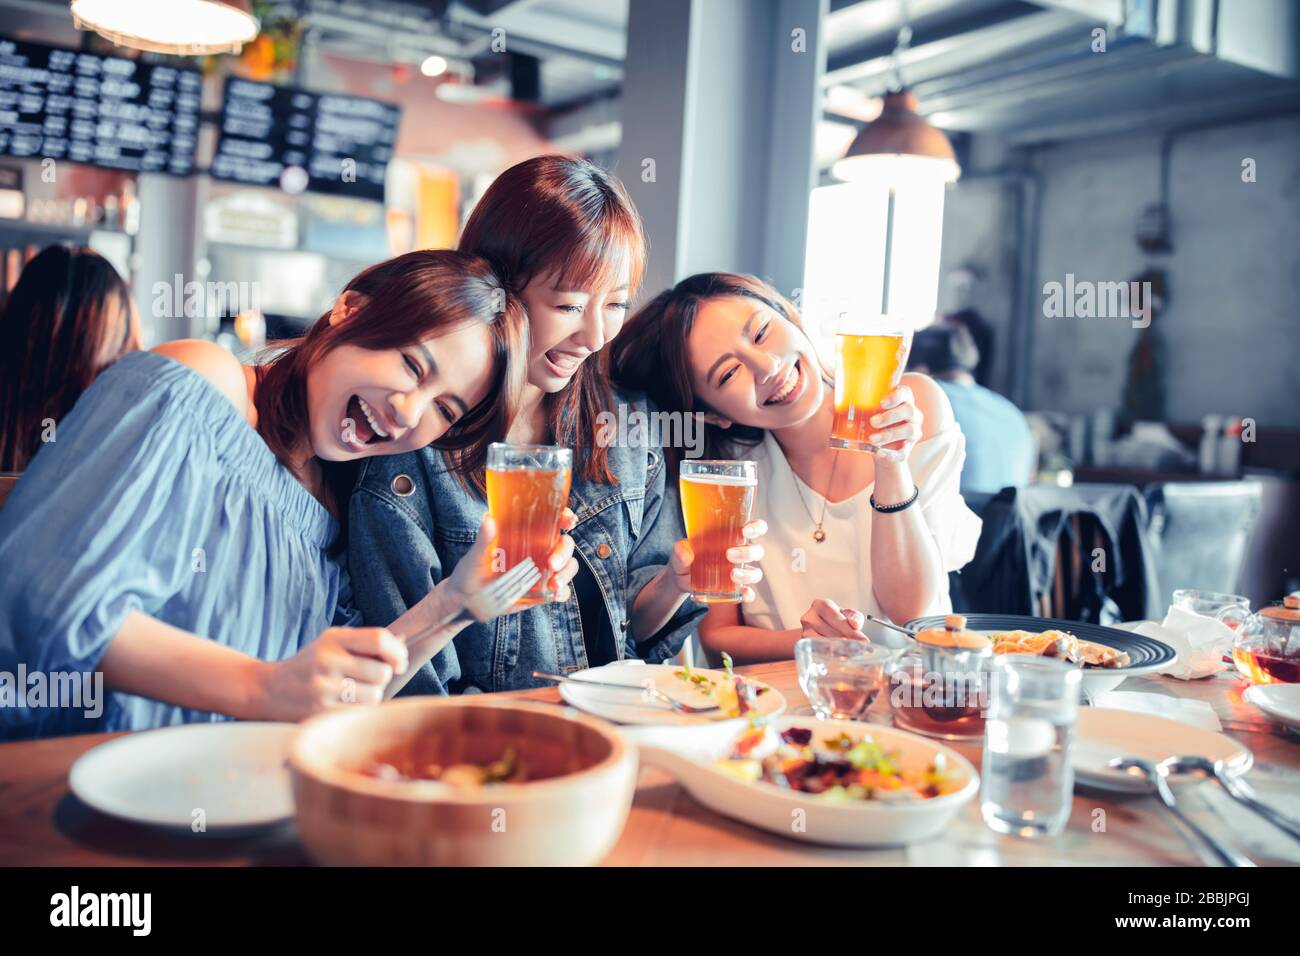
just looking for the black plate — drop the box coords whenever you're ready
[904,614,1176,672]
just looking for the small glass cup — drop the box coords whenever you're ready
[795,637,898,721]
[980,656,1080,839]
[1172,588,1251,629]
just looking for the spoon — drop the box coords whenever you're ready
[1110,756,1254,867]
[1158,755,1300,842]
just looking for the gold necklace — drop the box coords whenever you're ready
[791,452,838,543]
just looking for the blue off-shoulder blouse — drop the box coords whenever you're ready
[0,350,361,739]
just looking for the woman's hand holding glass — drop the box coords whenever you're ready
[866,383,924,462]
[668,519,768,602]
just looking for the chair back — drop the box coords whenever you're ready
[1145,481,1263,606]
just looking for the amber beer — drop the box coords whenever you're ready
[830,324,912,454]
[485,443,573,606]
[679,460,756,603]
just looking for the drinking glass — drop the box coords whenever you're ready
[678,460,756,603]
[795,638,898,720]
[829,314,912,454]
[485,443,573,606]
[980,656,1080,838]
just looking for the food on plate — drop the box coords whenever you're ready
[989,629,1130,669]
[358,746,524,788]
[673,652,769,718]
[713,724,963,801]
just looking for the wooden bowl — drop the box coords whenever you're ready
[289,698,636,866]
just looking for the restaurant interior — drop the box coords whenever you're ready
[0,0,1298,880]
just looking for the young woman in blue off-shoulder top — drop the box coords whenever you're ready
[0,251,578,739]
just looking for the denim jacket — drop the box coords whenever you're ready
[347,390,705,694]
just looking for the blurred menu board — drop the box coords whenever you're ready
[212,78,400,203]
[0,37,200,175]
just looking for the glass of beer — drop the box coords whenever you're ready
[485,443,573,607]
[830,315,912,454]
[679,460,757,604]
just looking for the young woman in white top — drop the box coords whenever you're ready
[610,273,981,663]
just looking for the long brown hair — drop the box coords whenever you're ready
[458,155,646,490]
[609,272,815,478]
[254,250,528,491]
[0,245,136,471]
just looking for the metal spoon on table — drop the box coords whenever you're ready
[1159,755,1300,843]
[1110,756,1255,867]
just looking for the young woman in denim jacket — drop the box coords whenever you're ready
[348,157,767,694]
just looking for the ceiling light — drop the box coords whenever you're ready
[69,0,260,56]
[832,90,960,186]
[420,55,448,78]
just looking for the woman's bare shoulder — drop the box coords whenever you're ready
[901,371,955,438]
[152,340,251,418]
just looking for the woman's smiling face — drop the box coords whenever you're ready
[518,262,632,393]
[686,294,826,429]
[305,294,496,461]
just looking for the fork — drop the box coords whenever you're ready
[1158,755,1300,843]
[531,671,720,715]
[403,558,542,646]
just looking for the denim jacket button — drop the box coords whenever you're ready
[390,474,415,497]
[596,542,612,558]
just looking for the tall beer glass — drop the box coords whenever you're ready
[679,460,756,604]
[830,315,912,454]
[485,443,573,606]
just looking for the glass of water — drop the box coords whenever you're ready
[794,638,897,720]
[980,656,1080,838]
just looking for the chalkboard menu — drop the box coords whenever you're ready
[212,78,400,202]
[0,37,200,175]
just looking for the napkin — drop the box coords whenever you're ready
[1089,690,1223,732]
[1115,607,1233,680]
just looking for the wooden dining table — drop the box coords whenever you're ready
[2,661,1298,866]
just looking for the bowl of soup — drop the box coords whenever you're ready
[289,697,636,866]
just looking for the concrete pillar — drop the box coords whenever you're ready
[616,0,827,299]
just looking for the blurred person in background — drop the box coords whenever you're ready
[907,321,1033,495]
[0,245,139,472]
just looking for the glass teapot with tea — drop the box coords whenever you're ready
[889,614,992,741]
[1233,595,1300,685]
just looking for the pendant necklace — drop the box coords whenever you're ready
[792,452,838,543]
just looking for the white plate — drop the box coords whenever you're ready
[69,722,297,831]
[559,663,785,726]
[1073,708,1253,793]
[623,716,978,847]
[1244,683,1300,733]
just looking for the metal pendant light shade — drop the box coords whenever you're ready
[833,90,960,185]
[70,0,261,56]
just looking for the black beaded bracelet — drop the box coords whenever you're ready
[870,484,920,513]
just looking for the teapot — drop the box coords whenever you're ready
[1233,595,1300,685]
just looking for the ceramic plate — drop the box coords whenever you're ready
[623,716,978,847]
[1072,707,1253,793]
[558,663,785,726]
[1244,683,1300,733]
[69,721,297,831]
[907,613,1177,696]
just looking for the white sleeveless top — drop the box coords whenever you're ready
[743,424,982,630]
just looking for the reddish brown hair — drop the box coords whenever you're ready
[254,250,528,488]
[609,272,815,478]
[0,245,136,471]
[458,155,646,489]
